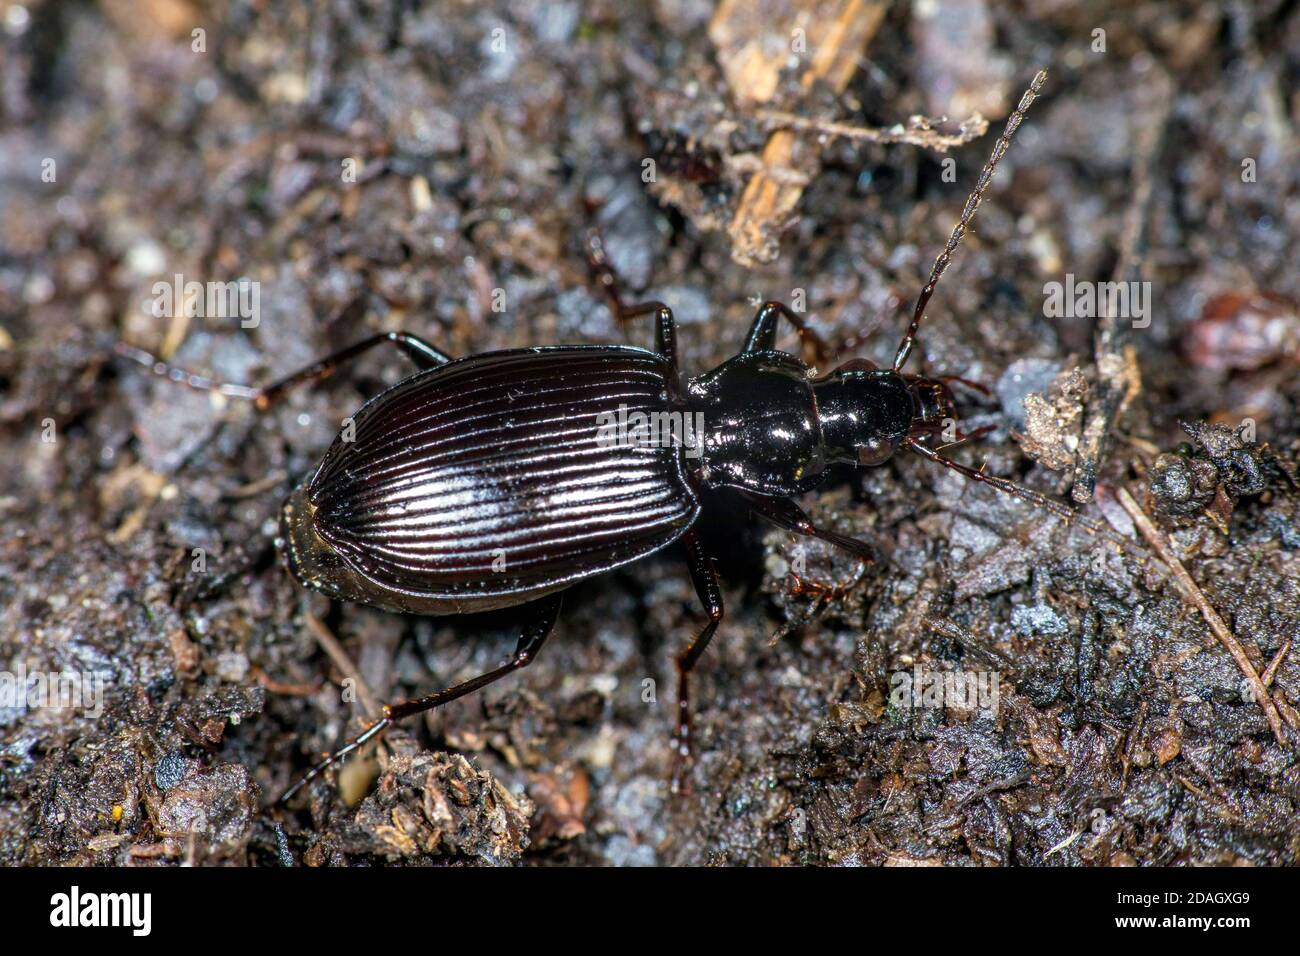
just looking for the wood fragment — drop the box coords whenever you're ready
[1044,829,1084,858]
[99,0,198,41]
[1261,638,1291,687]
[1121,699,1149,787]
[1115,487,1288,746]
[1173,774,1242,824]
[1274,694,1300,732]
[711,0,890,266]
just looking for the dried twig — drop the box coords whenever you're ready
[304,612,381,719]
[754,109,989,151]
[1261,638,1292,687]
[1173,774,1242,824]
[1071,69,1172,503]
[1116,487,1288,746]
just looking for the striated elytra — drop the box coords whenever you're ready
[280,347,702,617]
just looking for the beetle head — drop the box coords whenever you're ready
[812,360,915,466]
[904,375,958,437]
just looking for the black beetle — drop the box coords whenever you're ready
[118,69,1122,801]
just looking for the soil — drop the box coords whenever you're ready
[2,0,1298,866]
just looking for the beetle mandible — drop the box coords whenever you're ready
[118,69,1123,802]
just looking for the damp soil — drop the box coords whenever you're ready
[2,0,1299,866]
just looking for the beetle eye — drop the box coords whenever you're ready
[857,439,891,466]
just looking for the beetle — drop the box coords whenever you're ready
[118,69,1123,802]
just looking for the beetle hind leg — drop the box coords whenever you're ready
[276,591,563,807]
[386,590,563,722]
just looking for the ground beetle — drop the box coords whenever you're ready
[118,69,1126,802]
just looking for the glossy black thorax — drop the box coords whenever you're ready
[686,350,916,496]
[687,351,825,495]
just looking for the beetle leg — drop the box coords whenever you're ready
[277,591,563,807]
[585,227,628,311]
[386,590,563,721]
[115,331,453,410]
[619,302,678,368]
[671,529,724,796]
[741,300,824,358]
[251,332,452,407]
[739,492,878,565]
[585,229,680,367]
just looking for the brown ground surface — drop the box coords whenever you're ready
[2,0,1298,865]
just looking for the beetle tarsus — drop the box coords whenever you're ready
[276,714,392,807]
[586,226,686,367]
[585,226,626,315]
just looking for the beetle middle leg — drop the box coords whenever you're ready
[671,529,724,796]
[585,229,680,366]
[277,590,564,807]
[620,301,679,367]
[115,330,454,410]
[742,300,827,360]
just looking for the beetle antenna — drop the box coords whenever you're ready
[904,437,1149,561]
[892,69,1048,373]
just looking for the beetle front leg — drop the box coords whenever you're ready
[671,529,724,796]
[277,590,563,807]
[739,492,878,565]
